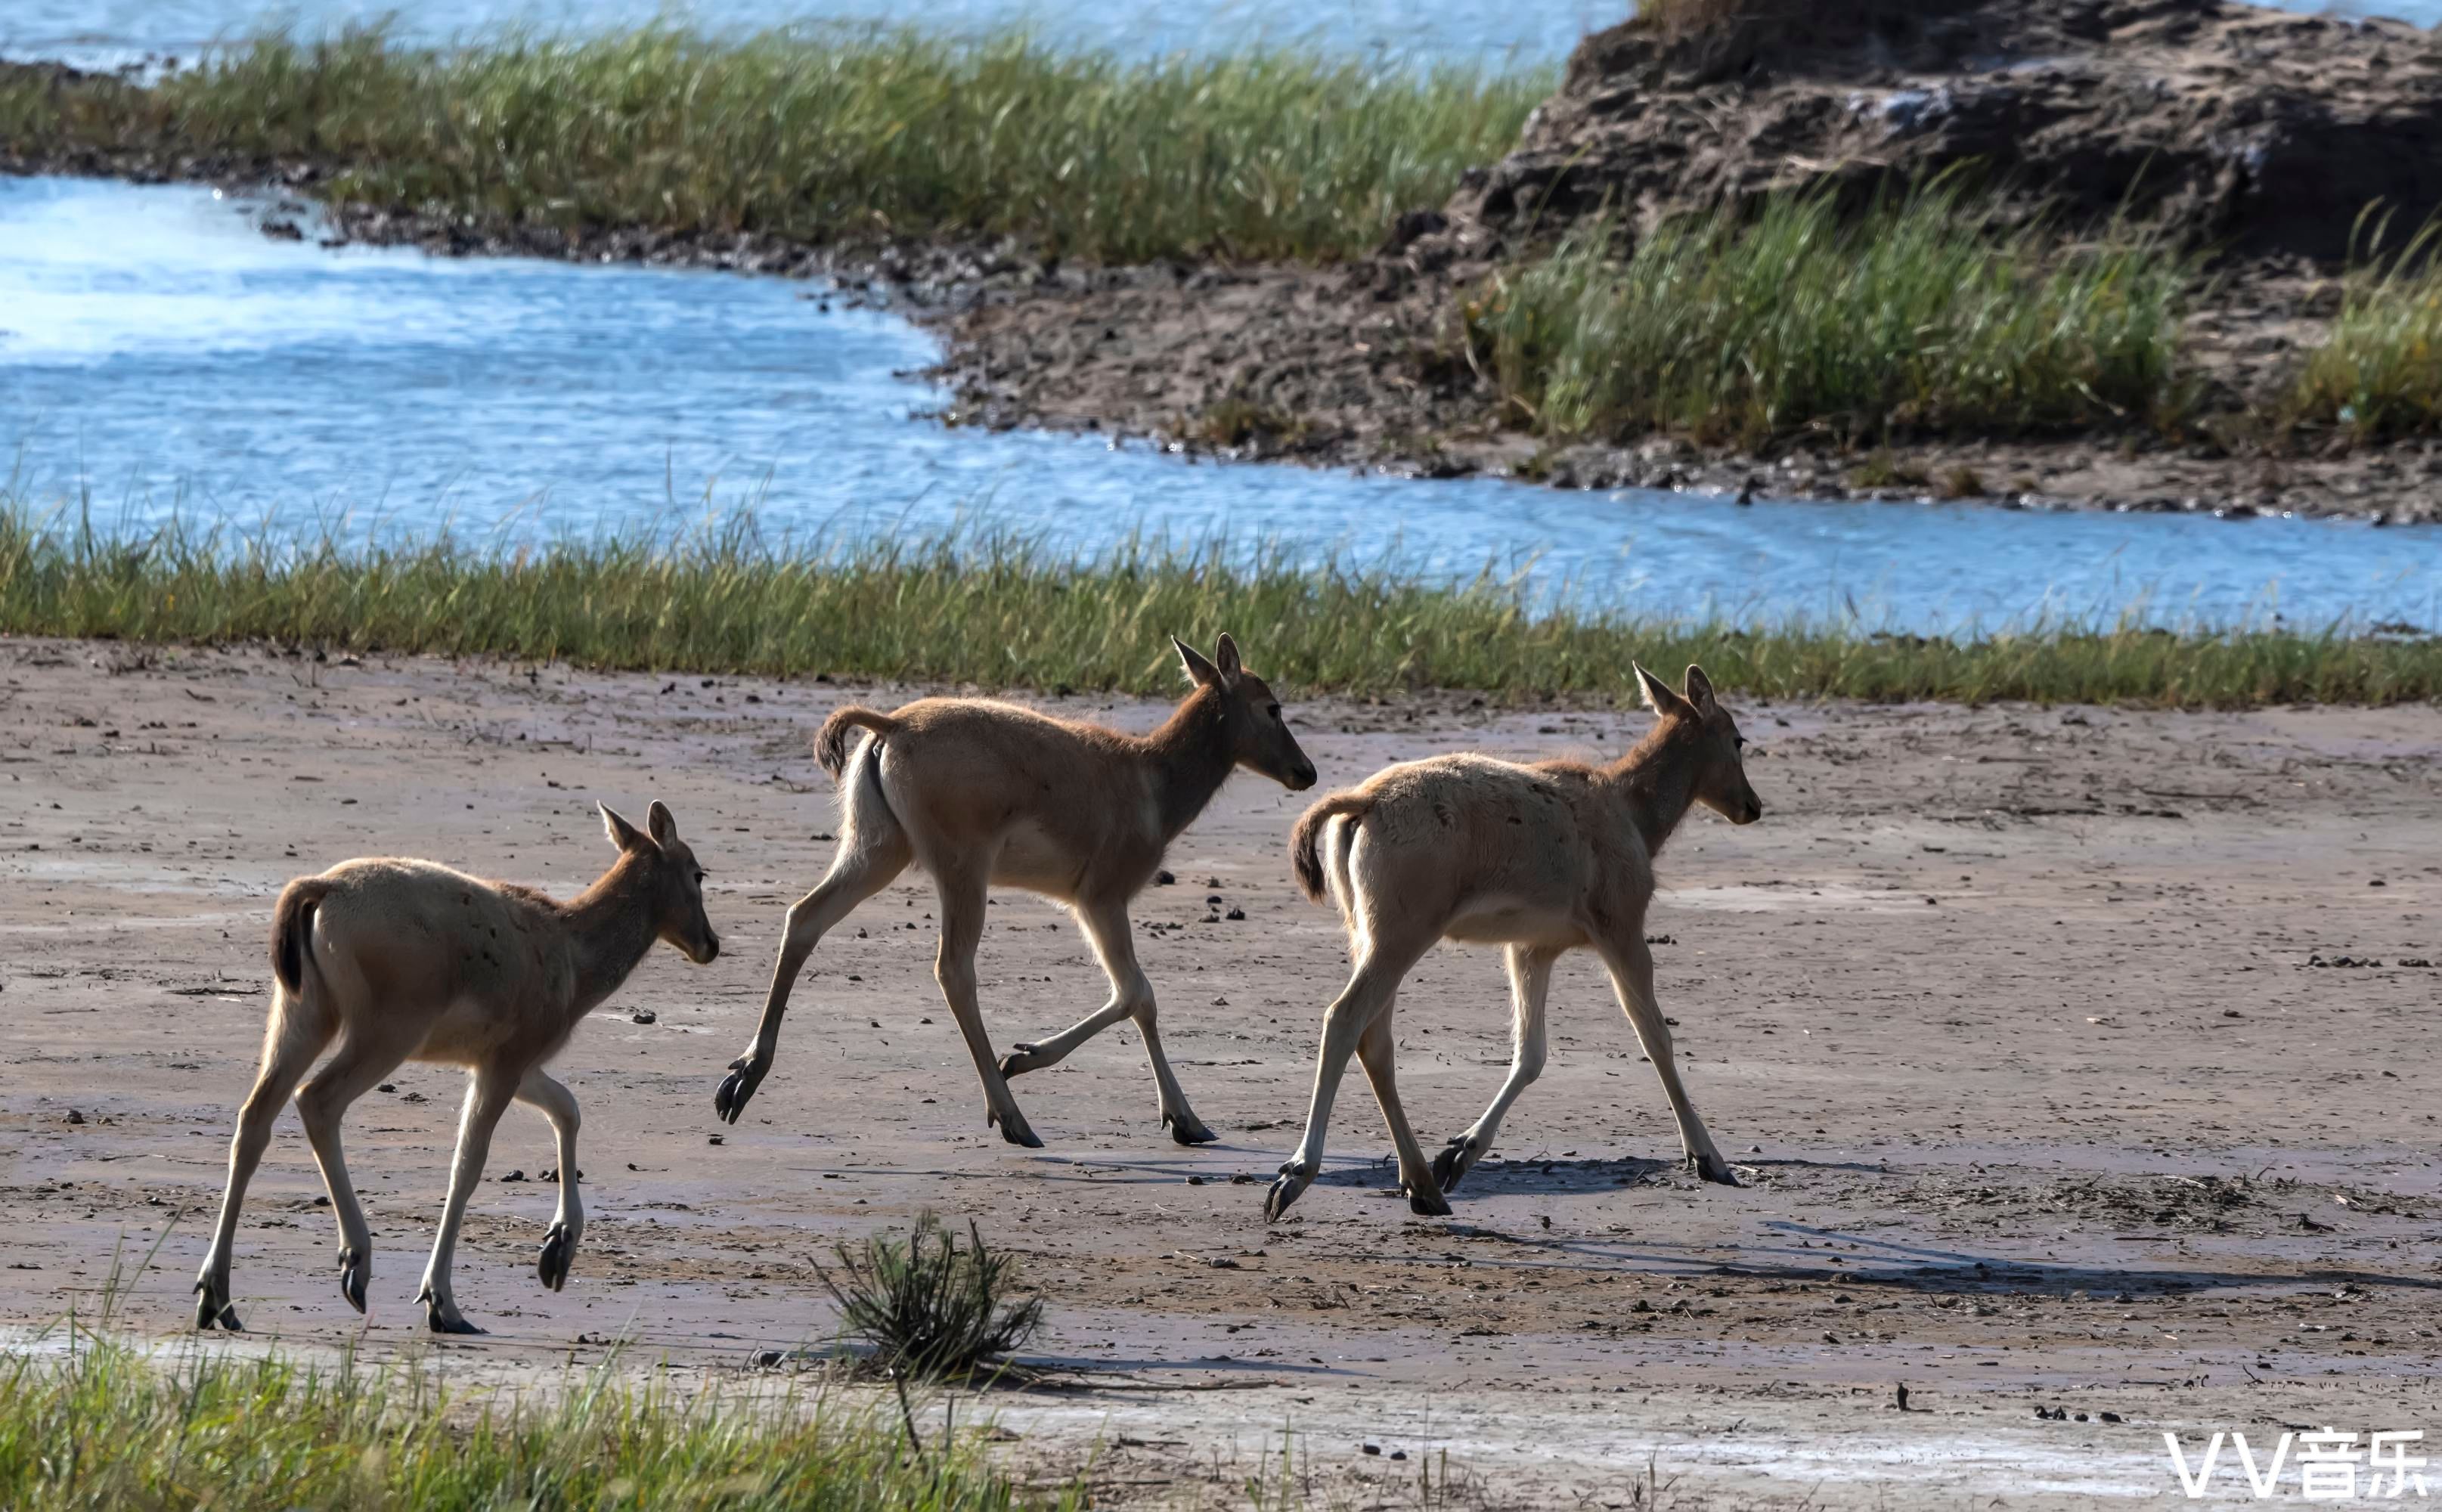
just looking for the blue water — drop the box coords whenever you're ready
[5,176,2434,632]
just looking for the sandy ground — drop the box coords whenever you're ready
[3,636,2439,1507]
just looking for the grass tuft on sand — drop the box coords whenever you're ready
[2,509,2432,709]
[0,24,1547,264]
[1465,187,2196,446]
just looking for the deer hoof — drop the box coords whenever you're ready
[990,1108,1044,1148]
[1405,1182,1453,1218]
[1430,1137,1475,1193]
[1691,1152,1742,1188]
[193,1278,241,1332]
[337,1247,367,1314]
[1263,1164,1311,1223]
[714,1054,767,1125]
[418,1284,485,1335]
[1165,1113,1219,1147]
[538,1225,574,1292]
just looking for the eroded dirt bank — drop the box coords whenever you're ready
[937,0,2442,521]
[2,637,2438,1505]
[17,0,2442,521]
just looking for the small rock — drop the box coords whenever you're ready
[1225,906,1246,921]
[1209,1256,1239,1269]
[500,1170,526,1182]
[1186,1175,1207,1185]
[2100,1411,2124,1424]
[1362,1442,1382,1456]
[1154,870,1176,885]
[708,1133,725,1145]
[755,1349,784,1368]
[64,1109,85,1125]
[377,1083,397,1092]
[631,1009,657,1024]
[1390,1449,1408,1461]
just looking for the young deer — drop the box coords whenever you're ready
[193,802,719,1334]
[1264,665,1763,1222]
[714,634,1316,1147]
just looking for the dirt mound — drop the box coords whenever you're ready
[1439,0,2442,265]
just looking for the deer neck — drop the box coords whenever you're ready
[561,856,661,1018]
[1142,685,1238,842]
[1607,721,1703,858]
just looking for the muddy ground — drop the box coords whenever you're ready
[2,637,2439,1506]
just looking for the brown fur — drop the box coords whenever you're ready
[815,706,899,777]
[717,634,1318,1148]
[268,876,334,996]
[194,802,720,1337]
[1289,792,1374,903]
[1263,664,1764,1224]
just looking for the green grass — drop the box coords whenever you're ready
[2289,222,2442,441]
[0,24,1547,264]
[820,1215,1043,1382]
[2,508,2433,709]
[1465,187,2196,445]
[0,1325,1073,1511]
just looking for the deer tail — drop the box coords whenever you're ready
[1290,792,1374,906]
[268,877,334,997]
[815,707,899,778]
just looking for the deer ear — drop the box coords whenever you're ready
[600,802,647,852]
[1212,633,1241,682]
[1173,634,1221,689]
[1635,662,1691,718]
[1682,664,1718,715]
[646,800,679,847]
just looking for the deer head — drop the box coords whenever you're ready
[600,800,723,963]
[1173,633,1318,792]
[1635,662,1763,825]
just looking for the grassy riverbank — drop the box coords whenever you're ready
[0,1327,1065,1511]
[1467,191,2196,446]
[0,25,1545,263]
[2,512,2431,708]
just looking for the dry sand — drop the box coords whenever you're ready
[3,636,2437,1506]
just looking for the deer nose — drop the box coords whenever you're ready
[1291,761,1318,790]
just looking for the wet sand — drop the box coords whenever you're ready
[3,637,2437,1505]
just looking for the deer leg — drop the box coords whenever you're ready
[1266,933,1427,1222]
[1356,996,1449,1216]
[931,866,1040,1148]
[717,812,910,1123]
[1003,900,1216,1145]
[293,1022,418,1318]
[416,1064,521,1334]
[1433,944,1554,1194]
[195,986,333,1331]
[994,899,1139,1077]
[517,1068,583,1294]
[1598,932,1737,1187]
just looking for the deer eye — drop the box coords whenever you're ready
[1265,703,1281,720]
[693,870,706,885]
[1734,736,1747,750]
